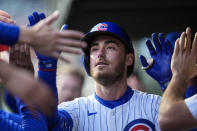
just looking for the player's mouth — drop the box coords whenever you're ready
[95,61,108,67]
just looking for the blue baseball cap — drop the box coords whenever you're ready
[82,22,134,53]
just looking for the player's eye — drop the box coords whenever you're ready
[90,47,99,53]
[107,46,115,50]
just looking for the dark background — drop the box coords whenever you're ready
[66,0,197,39]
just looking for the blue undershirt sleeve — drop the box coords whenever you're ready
[0,22,19,46]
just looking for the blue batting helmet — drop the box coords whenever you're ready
[82,22,135,77]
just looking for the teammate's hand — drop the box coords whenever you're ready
[171,27,197,82]
[24,11,86,62]
[9,44,34,74]
[0,10,15,24]
[140,33,173,91]
[0,60,56,116]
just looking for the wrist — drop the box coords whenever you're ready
[18,26,35,45]
[170,74,189,96]
[172,73,190,84]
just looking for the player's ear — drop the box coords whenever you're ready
[126,53,134,66]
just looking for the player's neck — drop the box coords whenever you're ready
[95,78,128,101]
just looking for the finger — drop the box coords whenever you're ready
[139,55,149,67]
[20,44,25,53]
[186,27,192,52]
[58,30,85,39]
[158,33,165,44]
[25,44,30,55]
[32,11,40,23]
[58,55,71,63]
[0,10,11,18]
[60,24,68,31]
[39,12,46,20]
[180,32,186,52]
[146,39,156,56]
[56,46,82,54]
[28,15,35,26]
[165,39,173,54]
[174,38,180,56]
[50,52,70,63]
[191,33,197,56]
[58,39,87,48]
[0,16,15,24]
[159,33,166,53]
[152,33,161,53]
[43,10,59,25]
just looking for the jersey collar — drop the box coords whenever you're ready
[94,87,134,109]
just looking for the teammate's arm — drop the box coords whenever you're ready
[0,9,86,61]
[28,11,73,130]
[159,27,197,131]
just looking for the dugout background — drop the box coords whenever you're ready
[0,0,197,104]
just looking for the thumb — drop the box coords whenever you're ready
[139,55,149,67]
[43,10,59,25]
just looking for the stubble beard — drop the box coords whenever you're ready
[90,58,126,86]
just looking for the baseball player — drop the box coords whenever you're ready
[24,12,161,130]
[159,27,197,131]
[0,9,86,61]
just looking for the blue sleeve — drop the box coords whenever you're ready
[50,110,73,131]
[37,55,73,130]
[4,90,19,113]
[37,57,60,129]
[0,107,48,131]
[185,85,197,98]
[0,22,19,46]
[0,109,21,123]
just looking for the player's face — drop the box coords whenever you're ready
[89,35,128,85]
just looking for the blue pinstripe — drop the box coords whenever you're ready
[122,105,123,131]
[105,107,108,131]
[77,100,80,130]
[93,98,95,131]
[115,108,117,131]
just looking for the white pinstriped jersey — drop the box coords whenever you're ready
[58,88,161,131]
[185,94,197,120]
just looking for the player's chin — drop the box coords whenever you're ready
[92,70,112,79]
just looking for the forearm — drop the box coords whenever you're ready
[163,75,187,102]
[159,75,197,130]
[0,60,13,81]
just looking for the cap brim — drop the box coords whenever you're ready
[82,31,126,53]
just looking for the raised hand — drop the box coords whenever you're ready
[140,33,173,91]
[171,27,197,82]
[21,11,86,62]
[0,10,15,24]
[9,44,34,74]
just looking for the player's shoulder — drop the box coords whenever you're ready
[58,94,95,110]
[132,89,161,102]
